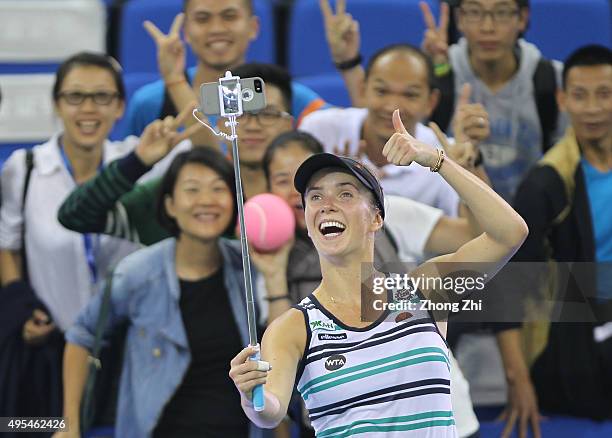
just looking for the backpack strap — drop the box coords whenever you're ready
[533,58,559,152]
[21,149,34,283]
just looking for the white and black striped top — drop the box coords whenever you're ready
[293,285,458,437]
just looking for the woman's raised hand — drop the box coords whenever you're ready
[382,110,440,168]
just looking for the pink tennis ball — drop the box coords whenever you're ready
[243,194,295,252]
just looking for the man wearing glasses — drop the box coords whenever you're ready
[326,0,566,202]
[425,0,567,201]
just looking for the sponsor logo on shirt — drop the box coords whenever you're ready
[325,354,347,371]
[309,320,339,332]
[318,333,348,341]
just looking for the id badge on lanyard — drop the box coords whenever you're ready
[59,142,102,284]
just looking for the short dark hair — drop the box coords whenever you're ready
[157,147,237,237]
[364,44,437,91]
[53,52,125,102]
[457,0,529,7]
[183,0,253,15]
[231,63,293,113]
[562,44,612,90]
[262,131,324,188]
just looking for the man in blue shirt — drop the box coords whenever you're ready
[123,0,326,138]
[513,44,612,419]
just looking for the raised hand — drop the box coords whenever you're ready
[430,120,478,171]
[249,238,295,283]
[320,0,361,64]
[382,110,439,168]
[144,13,186,83]
[419,1,450,65]
[452,83,490,146]
[135,102,202,166]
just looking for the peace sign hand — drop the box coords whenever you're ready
[136,102,203,166]
[144,13,186,82]
[419,1,450,65]
[320,0,361,64]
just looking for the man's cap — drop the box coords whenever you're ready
[294,153,385,219]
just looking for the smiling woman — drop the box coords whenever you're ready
[230,110,528,437]
[0,52,140,422]
[57,146,292,437]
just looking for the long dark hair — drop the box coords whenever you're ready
[156,147,237,237]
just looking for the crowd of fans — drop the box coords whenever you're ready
[0,1,610,438]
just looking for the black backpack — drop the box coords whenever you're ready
[431,58,559,153]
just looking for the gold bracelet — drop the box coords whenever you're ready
[430,149,445,172]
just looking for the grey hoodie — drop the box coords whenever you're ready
[449,38,567,201]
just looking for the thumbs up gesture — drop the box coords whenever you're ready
[382,110,440,168]
[144,13,186,83]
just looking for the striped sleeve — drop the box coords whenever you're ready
[57,152,150,241]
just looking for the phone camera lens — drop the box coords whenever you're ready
[254,80,262,92]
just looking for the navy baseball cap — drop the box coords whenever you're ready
[294,153,385,219]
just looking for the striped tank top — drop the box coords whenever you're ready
[293,284,458,438]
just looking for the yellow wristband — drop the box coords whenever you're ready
[434,62,451,77]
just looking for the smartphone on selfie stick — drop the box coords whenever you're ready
[199,72,267,411]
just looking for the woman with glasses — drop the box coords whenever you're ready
[0,52,191,419]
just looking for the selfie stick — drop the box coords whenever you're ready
[220,72,265,412]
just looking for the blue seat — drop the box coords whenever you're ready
[108,71,160,140]
[525,0,611,62]
[289,0,439,78]
[480,416,612,438]
[296,73,351,108]
[119,0,276,74]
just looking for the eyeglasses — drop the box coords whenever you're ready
[58,91,120,106]
[460,6,519,24]
[239,108,292,126]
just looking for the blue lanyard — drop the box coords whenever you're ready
[59,142,103,284]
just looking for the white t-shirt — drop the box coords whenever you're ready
[383,194,442,263]
[0,135,141,331]
[300,107,460,217]
[385,194,479,437]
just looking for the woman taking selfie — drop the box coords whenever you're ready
[230,111,528,437]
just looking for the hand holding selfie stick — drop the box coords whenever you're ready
[192,71,265,411]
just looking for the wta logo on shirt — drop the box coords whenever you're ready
[310,320,340,332]
[325,354,347,371]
